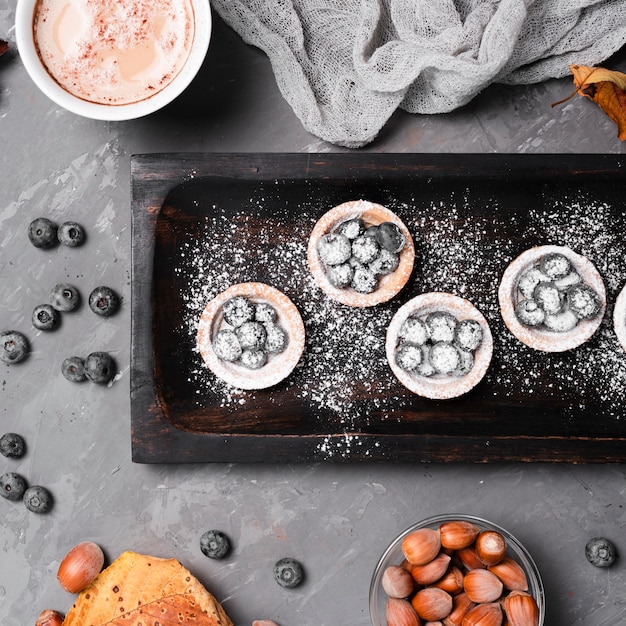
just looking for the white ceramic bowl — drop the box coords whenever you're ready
[15,0,211,120]
[370,514,545,626]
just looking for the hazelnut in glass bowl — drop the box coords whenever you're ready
[369,514,545,626]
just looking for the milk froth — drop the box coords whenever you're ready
[33,0,194,105]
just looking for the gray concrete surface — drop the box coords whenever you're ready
[2,3,626,625]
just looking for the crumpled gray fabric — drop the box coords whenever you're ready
[211,0,626,147]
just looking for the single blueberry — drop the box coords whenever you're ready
[61,356,87,383]
[0,330,29,364]
[32,304,60,331]
[0,472,27,501]
[57,221,85,247]
[88,286,120,317]
[23,485,52,513]
[84,352,116,384]
[0,433,26,458]
[51,283,80,312]
[375,222,405,253]
[28,218,58,249]
[200,530,231,559]
[585,537,617,567]
[273,557,304,588]
[317,233,352,266]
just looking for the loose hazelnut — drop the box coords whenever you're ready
[35,610,64,626]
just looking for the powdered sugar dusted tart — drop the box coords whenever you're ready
[499,245,605,353]
[307,200,415,307]
[385,292,493,400]
[614,283,626,352]
[197,282,305,390]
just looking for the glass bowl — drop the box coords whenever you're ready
[369,514,545,626]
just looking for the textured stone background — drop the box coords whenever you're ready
[1,4,626,625]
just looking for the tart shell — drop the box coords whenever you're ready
[614,283,626,352]
[498,245,605,353]
[385,292,493,400]
[307,200,415,307]
[197,282,305,390]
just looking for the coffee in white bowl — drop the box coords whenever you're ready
[16,0,211,120]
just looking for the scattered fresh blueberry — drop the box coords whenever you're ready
[23,485,52,513]
[88,286,120,317]
[375,222,405,253]
[0,330,30,364]
[0,433,26,458]
[51,283,80,312]
[61,356,86,383]
[28,218,58,249]
[585,537,617,567]
[57,221,85,247]
[273,558,304,588]
[84,351,116,384]
[0,472,27,501]
[32,304,60,331]
[200,530,231,559]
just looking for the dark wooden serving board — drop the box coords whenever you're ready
[131,153,626,463]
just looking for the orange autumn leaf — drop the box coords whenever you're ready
[566,64,626,140]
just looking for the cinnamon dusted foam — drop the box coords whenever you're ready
[33,0,194,105]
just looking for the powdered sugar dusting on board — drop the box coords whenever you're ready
[171,186,626,459]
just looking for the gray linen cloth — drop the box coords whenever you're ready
[211,0,626,147]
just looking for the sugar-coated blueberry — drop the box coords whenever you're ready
[327,263,353,288]
[222,296,255,328]
[517,267,550,300]
[28,218,58,249]
[585,537,616,567]
[543,307,579,333]
[273,558,304,588]
[255,302,277,324]
[240,349,267,369]
[454,319,483,351]
[455,349,474,376]
[0,330,29,364]
[23,485,52,513]
[0,472,27,501]
[369,249,399,276]
[515,299,545,327]
[317,233,352,266]
[57,221,85,247]
[395,344,423,372]
[336,217,364,240]
[264,324,288,354]
[351,266,377,294]
[351,235,380,265]
[375,222,405,253]
[567,284,601,320]
[84,351,116,384]
[553,270,581,292]
[61,356,87,382]
[540,252,571,279]
[430,342,461,375]
[0,433,26,458]
[425,312,457,344]
[416,344,436,377]
[533,282,563,315]
[89,286,120,317]
[398,317,429,347]
[236,321,267,351]
[200,530,231,559]
[213,329,242,362]
[32,304,60,331]
[51,283,80,312]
